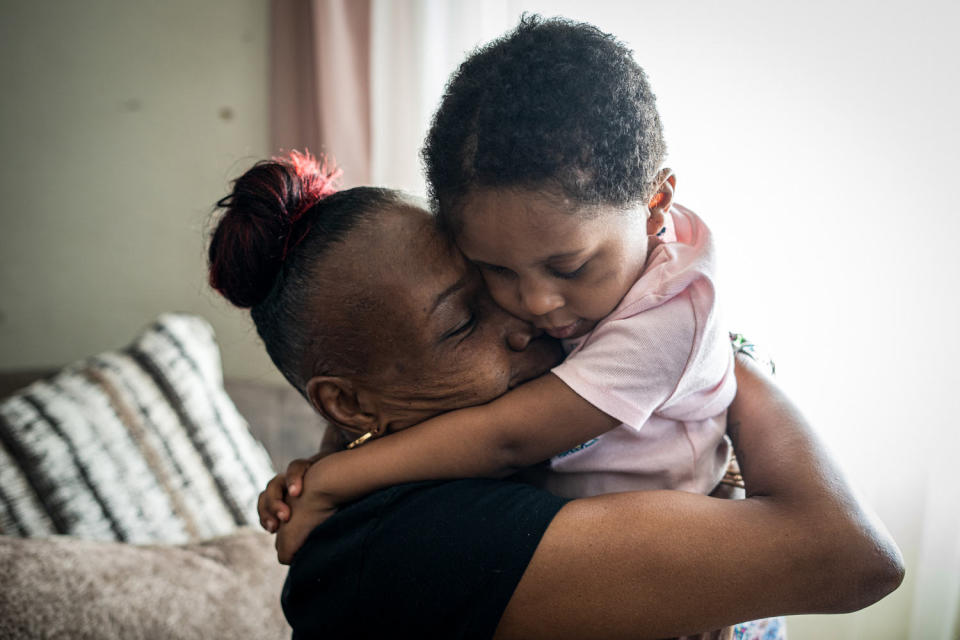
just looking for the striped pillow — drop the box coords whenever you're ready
[0,314,275,543]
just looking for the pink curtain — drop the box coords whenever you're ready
[270,0,371,187]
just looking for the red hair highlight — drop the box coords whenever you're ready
[280,150,343,260]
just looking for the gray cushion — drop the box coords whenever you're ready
[0,313,275,542]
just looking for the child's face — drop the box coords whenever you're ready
[455,188,651,340]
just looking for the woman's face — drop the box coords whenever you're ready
[311,203,563,431]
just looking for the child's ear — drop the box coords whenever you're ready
[646,168,676,235]
[305,376,383,436]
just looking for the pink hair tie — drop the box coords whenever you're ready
[280,150,343,262]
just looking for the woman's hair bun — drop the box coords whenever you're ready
[208,151,342,308]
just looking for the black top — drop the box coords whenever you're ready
[281,478,569,639]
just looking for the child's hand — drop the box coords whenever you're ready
[274,458,344,563]
[275,486,338,564]
[257,456,317,533]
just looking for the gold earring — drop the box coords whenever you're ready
[346,431,374,449]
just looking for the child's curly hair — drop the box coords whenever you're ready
[423,14,666,228]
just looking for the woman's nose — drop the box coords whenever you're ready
[506,326,539,351]
[492,298,542,352]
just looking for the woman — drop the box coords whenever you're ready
[207,154,903,639]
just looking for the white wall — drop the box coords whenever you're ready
[0,0,281,383]
[371,1,960,637]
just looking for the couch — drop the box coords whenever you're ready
[0,314,329,640]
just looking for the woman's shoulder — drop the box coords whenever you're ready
[282,479,568,638]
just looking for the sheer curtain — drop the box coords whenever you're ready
[369,0,516,195]
[270,0,371,186]
[275,2,960,638]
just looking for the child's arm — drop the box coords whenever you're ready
[275,373,619,563]
[305,372,621,505]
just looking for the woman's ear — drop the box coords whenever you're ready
[646,168,676,235]
[305,376,382,435]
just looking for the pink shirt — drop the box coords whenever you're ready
[545,205,735,499]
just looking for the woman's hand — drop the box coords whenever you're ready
[257,456,317,533]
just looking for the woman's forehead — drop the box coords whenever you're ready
[339,206,467,316]
[373,207,458,277]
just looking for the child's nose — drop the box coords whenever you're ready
[519,278,563,317]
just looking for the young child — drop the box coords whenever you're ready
[266,15,735,533]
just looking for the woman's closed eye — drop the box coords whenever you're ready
[442,313,478,343]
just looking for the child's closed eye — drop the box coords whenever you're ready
[549,261,588,280]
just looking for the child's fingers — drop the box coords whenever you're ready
[257,489,278,532]
[258,473,292,527]
[258,456,317,532]
[284,458,314,497]
[264,473,292,521]
[265,472,287,502]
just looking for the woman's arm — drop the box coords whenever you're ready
[493,354,904,639]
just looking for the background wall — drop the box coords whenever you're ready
[369,1,960,638]
[0,0,281,383]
